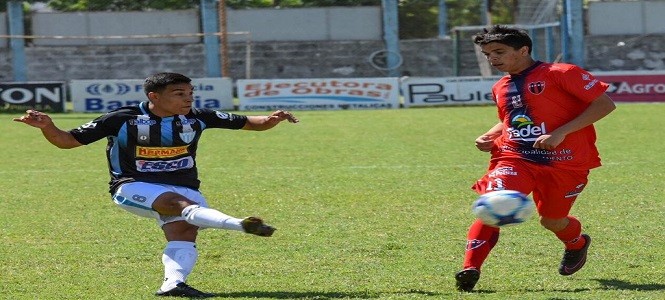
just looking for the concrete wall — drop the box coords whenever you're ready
[32,10,200,46]
[586,34,665,71]
[588,1,665,35]
[29,7,382,46]
[1,34,663,82]
[227,6,382,42]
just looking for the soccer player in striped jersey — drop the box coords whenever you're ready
[455,25,616,292]
[14,72,299,297]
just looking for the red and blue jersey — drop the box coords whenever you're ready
[490,61,609,170]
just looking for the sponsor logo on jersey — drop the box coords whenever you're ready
[507,115,547,141]
[528,81,545,95]
[136,157,194,172]
[129,119,157,126]
[565,183,586,198]
[78,121,97,130]
[178,119,197,126]
[584,79,599,90]
[216,111,230,120]
[136,146,189,158]
[489,167,518,177]
[510,95,523,108]
[581,73,599,90]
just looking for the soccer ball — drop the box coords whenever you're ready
[472,190,535,227]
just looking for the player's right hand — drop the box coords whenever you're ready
[13,110,54,129]
[475,135,496,152]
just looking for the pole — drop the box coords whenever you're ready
[438,0,448,39]
[8,0,27,81]
[481,0,491,25]
[381,0,401,77]
[565,0,585,67]
[200,0,221,77]
[219,0,230,77]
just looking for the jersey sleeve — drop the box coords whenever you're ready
[69,113,120,145]
[556,65,609,103]
[195,109,248,130]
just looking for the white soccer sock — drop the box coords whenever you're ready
[160,241,198,291]
[181,205,244,231]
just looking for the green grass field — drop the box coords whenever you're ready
[1,104,664,299]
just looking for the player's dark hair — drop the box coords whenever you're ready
[143,72,192,95]
[473,25,533,54]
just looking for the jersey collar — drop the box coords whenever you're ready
[511,60,543,77]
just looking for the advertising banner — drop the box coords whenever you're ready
[0,82,66,112]
[401,76,501,107]
[595,71,665,102]
[70,78,234,113]
[237,78,400,111]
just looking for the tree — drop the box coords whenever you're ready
[46,0,200,11]
[398,0,441,39]
[1,0,37,12]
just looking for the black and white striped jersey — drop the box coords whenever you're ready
[69,101,247,193]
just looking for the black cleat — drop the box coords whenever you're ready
[559,234,591,276]
[155,282,214,298]
[455,268,480,292]
[241,217,276,237]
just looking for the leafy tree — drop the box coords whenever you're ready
[226,0,275,9]
[300,0,379,7]
[1,0,37,12]
[489,0,519,25]
[398,0,441,39]
[225,0,379,9]
[398,0,519,39]
[46,0,200,11]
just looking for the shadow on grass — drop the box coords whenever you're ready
[464,289,496,294]
[521,287,591,293]
[594,279,665,291]
[207,289,441,299]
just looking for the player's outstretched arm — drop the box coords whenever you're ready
[242,110,299,131]
[13,110,82,149]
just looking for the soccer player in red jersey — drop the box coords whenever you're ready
[455,25,616,292]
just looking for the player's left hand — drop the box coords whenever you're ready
[269,110,299,123]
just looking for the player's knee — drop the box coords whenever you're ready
[162,220,198,241]
[153,192,197,215]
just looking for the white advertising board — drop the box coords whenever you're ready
[401,76,501,107]
[237,78,400,111]
[70,78,234,113]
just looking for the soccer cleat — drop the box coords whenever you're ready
[241,217,276,237]
[455,268,480,292]
[559,234,592,276]
[155,282,214,298]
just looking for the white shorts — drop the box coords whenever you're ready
[112,182,209,227]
